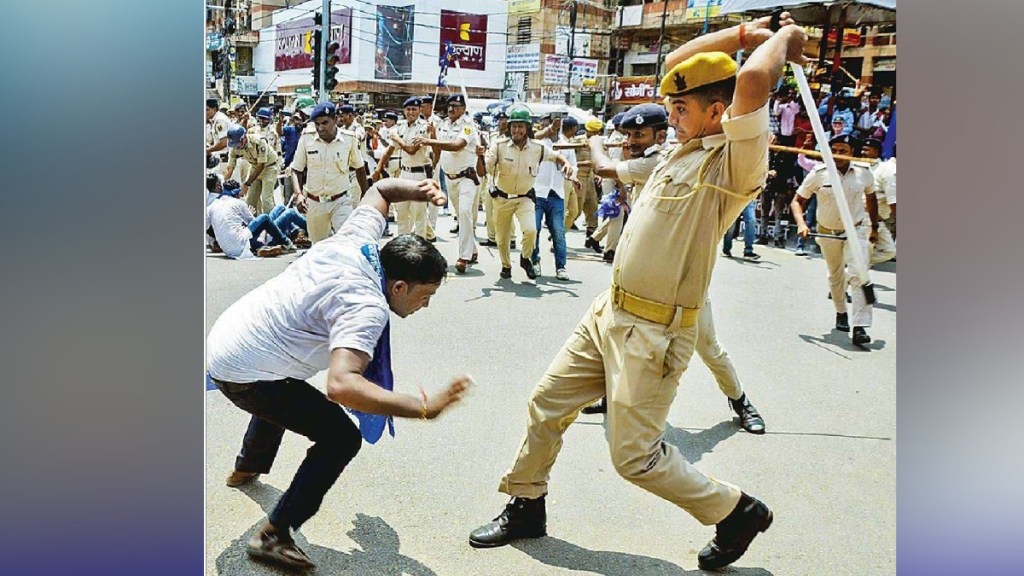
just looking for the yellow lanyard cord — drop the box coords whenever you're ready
[648,146,758,202]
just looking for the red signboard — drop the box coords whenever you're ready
[612,76,657,104]
[275,8,352,71]
[827,27,862,47]
[439,10,488,71]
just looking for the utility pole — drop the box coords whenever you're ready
[565,0,578,105]
[652,0,670,102]
[318,0,331,103]
[222,0,234,103]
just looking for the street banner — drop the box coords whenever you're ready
[274,8,352,71]
[556,26,591,57]
[570,58,598,86]
[506,44,541,72]
[544,54,569,84]
[686,0,723,21]
[509,0,541,15]
[611,76,657,103]
[439,10,488,71]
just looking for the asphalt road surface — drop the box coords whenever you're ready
[205,212,896,576]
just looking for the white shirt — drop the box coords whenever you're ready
[204,194,255,260]
[797,163,875,231]
[437,114,479,174]
[871,157,896,219]
[207,206,391,383]
[534,137,566,198]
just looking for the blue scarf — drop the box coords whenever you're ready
[348,243,396,444]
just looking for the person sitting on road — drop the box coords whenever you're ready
[205,179,296,259]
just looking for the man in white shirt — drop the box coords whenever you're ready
[204,179,294,259]
[530,115,579,281]
[372,98,433,238]
[207,177,470,571]
[861,138,896,264]
[792,133,879,347]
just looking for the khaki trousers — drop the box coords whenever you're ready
[306,196,353,243]
[819,225,873,327]
[493,195,537,269]
[695,298,743,401]
[499,290,742,525]
[564,183,581,230]
[481,177,496,241]
[870,222,896,265]
[244,165,280,215]
[579,174,599,231]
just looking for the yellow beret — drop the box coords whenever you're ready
[659,51,738,98]
[584,118,604,132]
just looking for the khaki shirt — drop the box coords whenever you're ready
[485,137,549,196]
[227,136,279,173]
[615,143,663,188]
[206,111,231,148]
[291,128,363,199]
[606,130,627,162]
[797,162,874,231]
[394,119,431,168]
[437,114,479,174]
[570,135,592,176]
[613,104,771,309]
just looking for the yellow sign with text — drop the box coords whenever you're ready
[509,0,541,16]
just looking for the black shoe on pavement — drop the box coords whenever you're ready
[585,236,602,253]
[827,291,852,303]
[602,250,615,263]
[722,249,733,258]
[743,251,761,260]
[755,236,769,245]
[835,312,850,332]
[481,239,498,247]
[499,267,512,279]
[469,496,547,548]
[774,238,786,248]
[852,327,872,347]
[581,397,607,414]
[697,493,773,570]
[728,394,765,434]
[510,239,517,250]
[520,257,538,279]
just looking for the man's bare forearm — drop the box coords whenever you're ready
[665,24,745,71]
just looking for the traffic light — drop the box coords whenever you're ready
[325,41,340,92]
[311,25,322,90]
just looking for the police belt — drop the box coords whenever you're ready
[308,190,349,203]
[445,167,480,186]
[610,283,700,328]
[490,187,535,201]
[817,221,862,237]
[402,164,434,178]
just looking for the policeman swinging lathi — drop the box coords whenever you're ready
[468,11,805,570]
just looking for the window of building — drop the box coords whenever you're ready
[631,63,656,76]
[517,16,532,45]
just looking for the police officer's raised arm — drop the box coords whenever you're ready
[732,24,808,117]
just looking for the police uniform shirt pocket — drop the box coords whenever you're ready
[647,177,694,215]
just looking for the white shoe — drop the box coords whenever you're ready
[556,268,569,281]
[534,261,542,276]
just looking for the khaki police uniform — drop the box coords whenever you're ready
[226,136,279,215]
[480,129,503,242]
[291,126,364,243]
[796,162,876,327]
[342,121,368,206]
[570,136,599,233]
[484,136,547,270]
[425,113,445,240]
[869,157,896,264]
[500,104,771,525]
[437,113,481,260]
[591,142,664,253]
[206,111,231,178]
[393,118,433,237]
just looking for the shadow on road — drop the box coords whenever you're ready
[470,279,578,300]
[512,536,774,576]
[215,482,437,576]
[662,421,741,465]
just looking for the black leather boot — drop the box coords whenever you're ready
[520,257,538,279]
[728,394,765,434]
[852,326,871,346]
[835,312,850,332]
[581,397,606,414]
[469,496,547,548]
[697,492,773,570]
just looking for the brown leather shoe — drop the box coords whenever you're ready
[226,470,260,487]
[455,259,468,274]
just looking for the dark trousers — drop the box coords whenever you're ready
[215,377,362,531]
